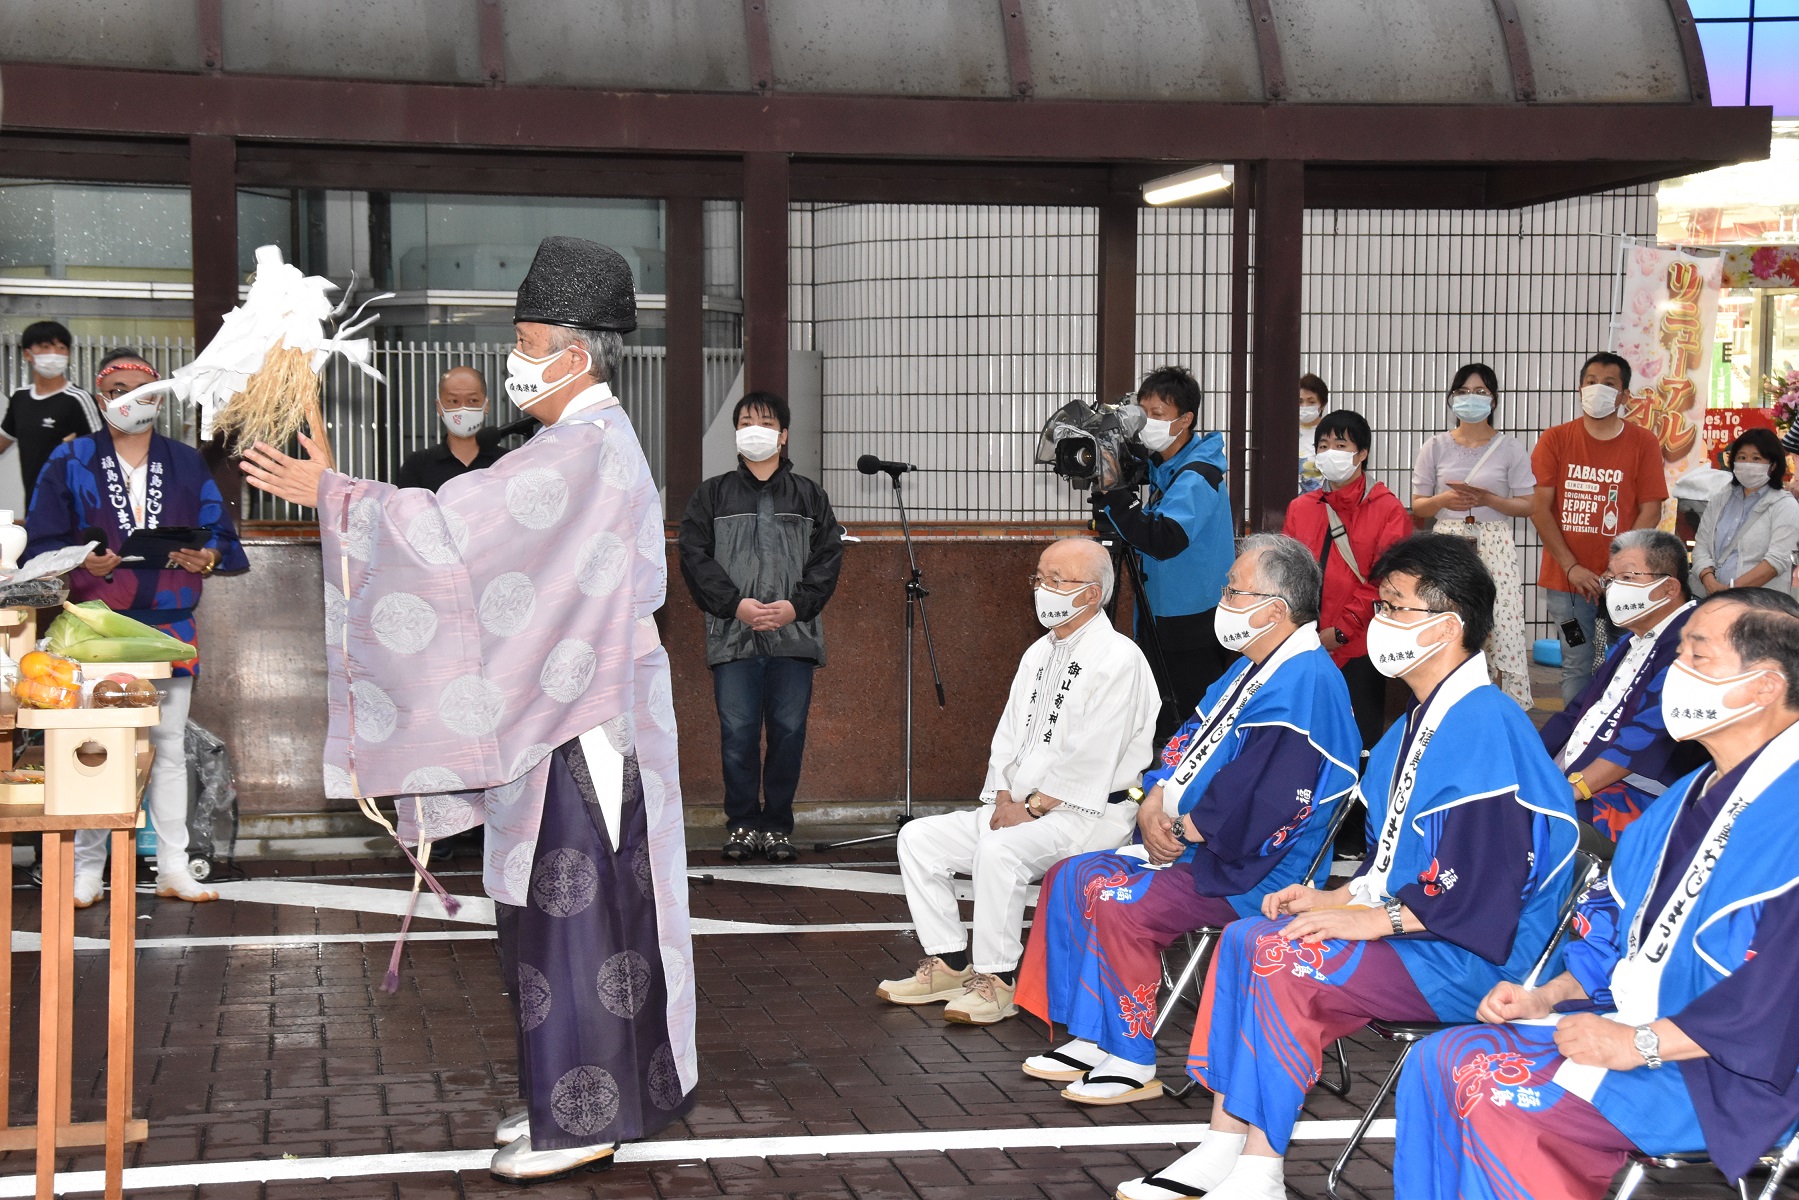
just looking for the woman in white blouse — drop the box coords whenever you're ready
[1411,363,1537,708]
[1692,427,1799,597]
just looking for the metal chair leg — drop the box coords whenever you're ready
[1757,1135,1799,1200]
[1152,930,1215,1038]
[1611,1161,1646,1200]
[1316,1037,1352,1099]
[1326,1041,1414,1200]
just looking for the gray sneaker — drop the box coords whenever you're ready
[723,827,763,862]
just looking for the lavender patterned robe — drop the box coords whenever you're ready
[315,385,696,1104]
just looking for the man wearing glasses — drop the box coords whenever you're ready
[879,537,1159,1026]
[1119,534,1578,1200]
[1538,529,1704,840]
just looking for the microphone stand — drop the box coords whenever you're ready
[819,466,945,851]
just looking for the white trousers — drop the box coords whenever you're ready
[896,800,1137,973]
[74,677,193,881]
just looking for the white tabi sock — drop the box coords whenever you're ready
[1065,1052,1157,1099]
[1059,1037,1101,1063]
[1204,1154,1285,1200]
[1154,1131,1247,1193]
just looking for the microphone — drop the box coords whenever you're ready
[857,454,916,477]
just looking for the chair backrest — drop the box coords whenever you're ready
[1303,791,1359,885]
[1524,848,1603,988]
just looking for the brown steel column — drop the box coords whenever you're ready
[1249,159,1303,533]
[1228,161,1252,535]
[189,134,238,345]
[742,152,789,400]
[1096,190,1138,405]
[664,196,706,518]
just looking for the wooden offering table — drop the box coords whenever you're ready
[4,697,161,1200]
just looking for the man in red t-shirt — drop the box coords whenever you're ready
[1530,351,1668,703]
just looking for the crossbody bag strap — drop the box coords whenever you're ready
[1324,505,1368,585]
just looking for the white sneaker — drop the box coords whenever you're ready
[154,868,219,903]
[493,1109,529,1146]
[73,873,104,910]
[488,1133,616,1182]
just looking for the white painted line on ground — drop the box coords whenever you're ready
[11,919,941,954]
[0,1118,1396,1196]
[699,865,1036,905]
[209,879,495,924]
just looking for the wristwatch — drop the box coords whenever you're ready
[1633,1024,1663,1069]
[1569,772,1592,802]
[1383,896,1406,936]
[1333,627,1348,646]
[1024,791,1045,819]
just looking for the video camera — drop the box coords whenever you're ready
[1033,398,1150,493]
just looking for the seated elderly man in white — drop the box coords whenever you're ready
[878,536,1159,1025]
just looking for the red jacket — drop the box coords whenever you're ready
[1281,475,1414,665]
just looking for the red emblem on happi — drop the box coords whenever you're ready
[1082,869,1132,920]
[1251,931,1324,978]
[1161,731,1192,769]
[1117,982,1158,1038]
[1418,857,1456,897]
[1451,1051,1536,1117]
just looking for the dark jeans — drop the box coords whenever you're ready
[713,655,817,836]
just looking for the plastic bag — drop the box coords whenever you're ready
[184,720,238,862]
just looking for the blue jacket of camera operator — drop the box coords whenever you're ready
[1095,429,1232,627]
[1137,431,1232,618]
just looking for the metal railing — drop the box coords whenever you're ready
[1,332,735,520]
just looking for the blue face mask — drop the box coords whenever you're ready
[1451,394,1492,424]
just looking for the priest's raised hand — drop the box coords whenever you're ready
[240,433,330,506]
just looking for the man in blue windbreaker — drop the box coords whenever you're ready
[1093,365,1236,740]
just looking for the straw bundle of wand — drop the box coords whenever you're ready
[211,342,337,471]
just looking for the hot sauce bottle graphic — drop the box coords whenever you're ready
[1601,484,1620,535]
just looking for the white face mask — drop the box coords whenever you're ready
[1314,448,1360,485]
[29,352,68,379]
[1140,416,1184,454]
[1034,583,1094,631]
[102,390,161,435]
[1299,404,1322,425]
[1451,395,1493,424]
[504,345,586,412]
[1734,461,1771,490]
[735,425,782,463]
[1365,610,1456,679]
[1580,383,1620,419]
[1660,659,1774,742]
[439,406,487,438]
[1606,577,1667,625]
[1214,596,1280,653]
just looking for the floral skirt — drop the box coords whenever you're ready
[1434,518,1533,710]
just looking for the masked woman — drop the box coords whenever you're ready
[1281,410,1412,753]
[1411,363,1537,709]
[24,348,248,907]
[1692,427,1799,599]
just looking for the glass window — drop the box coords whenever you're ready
[1751,20,1799,113]
[1695,8,1799,114]
[0,179,190,281]
[1698,20,1751,106]
[382,194,665,295]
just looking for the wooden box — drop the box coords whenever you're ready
[16,708,160,817]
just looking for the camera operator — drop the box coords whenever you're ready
[1091,366,1234,741]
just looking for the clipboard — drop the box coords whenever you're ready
[117,526,210,563]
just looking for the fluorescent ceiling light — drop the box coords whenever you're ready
[1141,164,1234,206]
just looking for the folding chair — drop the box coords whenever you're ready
[1324,838,1609,1199]
[1612,1125,1799,1200]
[1153,796,1359,1100]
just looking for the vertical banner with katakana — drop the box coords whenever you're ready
[1612,243,1723,522]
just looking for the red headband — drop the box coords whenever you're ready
[95,361,159,384]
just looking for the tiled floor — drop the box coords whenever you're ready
[0,845,1785,1199]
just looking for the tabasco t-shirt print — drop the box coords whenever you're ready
[1531,419,1669,594]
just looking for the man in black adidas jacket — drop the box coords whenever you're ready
[678,391,845,864]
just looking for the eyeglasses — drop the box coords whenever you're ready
[1450,388,1494,399]
[1600,572,1669,586]
[97,386,141,400]
[1221,587,1280,604]
[1373,600,1451,619]
[1029,574,1097,590]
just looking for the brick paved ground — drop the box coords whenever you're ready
[0,846,1786,1200]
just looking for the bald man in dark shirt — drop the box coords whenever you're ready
[395,366,530,491]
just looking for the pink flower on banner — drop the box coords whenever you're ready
[1753,246,1784,280]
